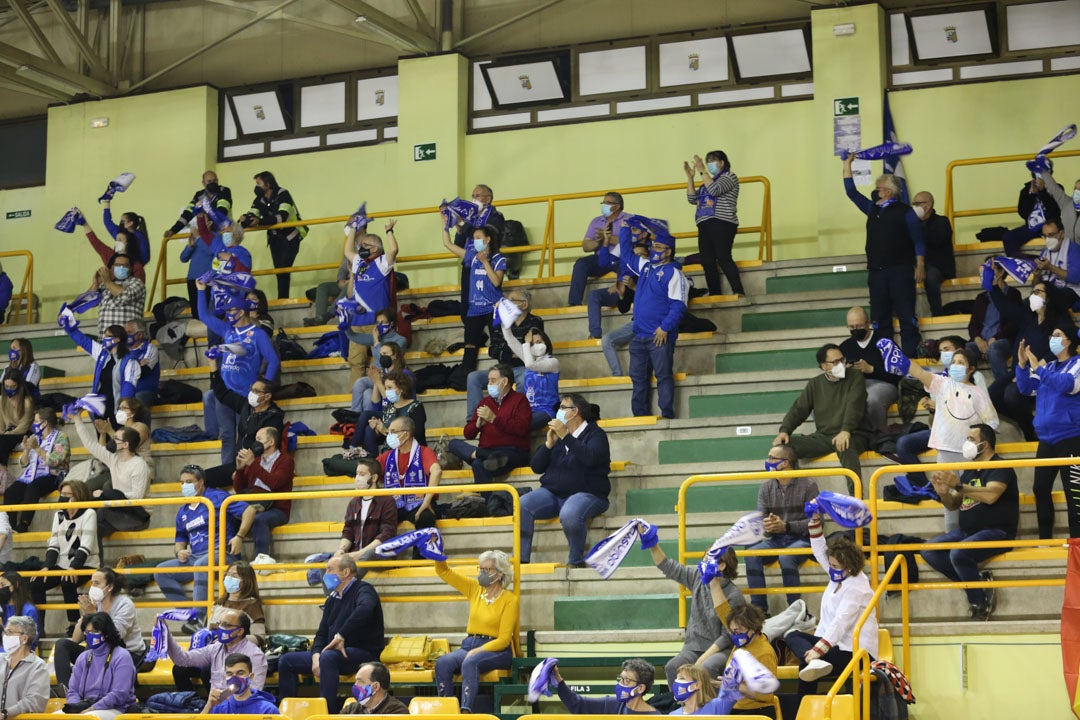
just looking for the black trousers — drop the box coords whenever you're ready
[697,218,744,295]
[867,265,920,356]
[1033,434,1080,539]
[461,313,492,373]
[268,236,302,299]
[4,474,59,529]
[786,630,863,699]
[30,573,82,624]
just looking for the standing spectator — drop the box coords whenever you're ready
[1016,326,1080,539]
[124,319,159,408]
[1036,160,1080,243]
[466,288,542,420]
[71,414,150,548]
[521,394,610,567]
[0,616,48,717]
[342,662,408,714]
[966,260,1022,383]
[1003,165,1062,256]
[568,192,631,306]
[234,427,293,568]
[277,556,385,713]
[240,171,308,298]
[839,306,900,434]
[179,220,215,319]
[685,150,744,297]
[433,550,519,713]
[0,262,11,323]
[773,344,872,490]
[1034,217,1080,307]
[342,220,399,387]
[164,170,233,239]
[157,608,266,703]
[6,338,40,397]
[101,200,151,270]
[8,406,69,533]
[842,154,926,356]
[502,324,559,429]
[82,218,145,282]
[156,465,251,630]
[93,255,146,338]
[441,216,506,375]
[552,658,658,715]
[453,184,506,315]
[911,191,955,316]
[377,417,441,528]
[594,239,650,375]
[621,218,688,419]
[305,256,351,326]
[0,571,38,631]
[205,653,280,715]
[204,358,283,488]
[30,479,98,635]
[347,371,426,459]
[922,424,1018,620]
[744,445,818,615]
[0,369,33,470]
[59,318,139,422]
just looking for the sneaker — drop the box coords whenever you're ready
[969,602,990,621]
[251,553,277,575]
[688,287,708,300]
[799,658,834,682]
[181,619,204,635]
[980,570,996,618]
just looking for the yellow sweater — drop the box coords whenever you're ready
[715,596,779,711]
[435,561,519,654]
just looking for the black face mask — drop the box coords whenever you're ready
[250,441,265,457]
[850,327,868,340]
[0,586,11,605]
[357,247,372,260]
[379,355,393,369]
[254,185,264,197]
[205,181,220,195]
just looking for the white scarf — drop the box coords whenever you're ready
[18,429,58,483]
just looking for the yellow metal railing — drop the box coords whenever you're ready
[520,716,773,720]
[147,179,773,307]
[944,148,1080,230]
[0,249,34,325]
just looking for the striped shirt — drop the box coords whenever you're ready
[687,171,740,226]
[756,476,819,537]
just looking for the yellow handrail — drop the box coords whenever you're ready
[147,178,772,307]
[944,149,1080,230]
[822,647,871,720]
[0,249,34,325]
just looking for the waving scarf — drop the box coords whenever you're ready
[876,337,911,377]
[527,657,560,702]
[347,202,369,231]
[805,491,873,528]
[55,207,85,233]
[584,518,657,579]
[699,511,766,583]
[69,290,102,314]
[98,172,136,203]
[146,609,199,661]
[375,527,447,561]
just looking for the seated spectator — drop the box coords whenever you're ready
[65,612,137,720]
[466,289,543,420]
[450,364,532,514]
[55,568,147,688]
[966,260,1022,383]
[5,338,40,397]
[434,550,519,713]
[30,479,98,633]
[0,262,12,324]
[158,608,266,704]
[0,571,38,633]
[552,658,658,714]
[839,306,900,434]
[592,238,649,376]
[352,341,411,415]
[234,427,294,568]
[668,664,723,715]
[83,217,146,282]
[344,306,408,354]
[343,220,398,386]
[93,254,146,337]
[1034,216,1080,307]
[278,556,385,713]
[342,661,408,714]
[0,368,33,462]
[773,344,872,492]
[1002,167,1062,256]
[521,394,610,567]
[205,653,280,715]
[704,595,779,717]
[935,335,987,390]
[347,370,426,459]
[204,358,283,488]
[95,396,151,466]
[213,561,267,636]
[8,406,69,533]
[911,191,955,316]
[378,417,441,527]
[155,465,250,631]
[641,528,740,686]
[0,615,48,716]
[568,191,631,306]
[304,256,350,327]
[124,319,160,408]
[786,516,877,698]
[744,445,818,615]
[502,324,559,429]
[59,319,139,422]
[922,424,1018,621]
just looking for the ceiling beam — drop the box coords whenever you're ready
[403,0,433,38]
[0,65,68,99]
[454,0,570,49]
[108,0,120,77]
[41,0,113,82]
[0,38,114,95]
[7,0,63,65]
[126,0,301,93]
[202,0,404,50]
[326,0,436,52]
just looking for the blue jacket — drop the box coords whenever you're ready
[531,421,611,500]
[180,236,215,280]
[619,227,688,338]
[211,689,279,714]
[103,208,151,265]
[0,272,12,319]
[1016,355,1080,444]
[556,682,658,715]
[198,291,280,392]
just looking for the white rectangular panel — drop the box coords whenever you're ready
[300,82,345,128]
[909,10,993,60]
[1008,0,1080,51]
[537,105,610,122]
[270,136,321,152]
[698,87,774,105]
[892,68,954,85]
[578,46,647,96]
[659,37,729,87]
[231,91,286,134]
[1051,56,1080,71]
[222,97,237,141]
[222,143,264,158]
[473,61,492,111]
[731,29,811,78]
[357,75,399,121]
[382,126,398,139]
[327,129,379,146]
[472,113,531,129]
[890,13,910,66]
[485,62,565,105]
[781,82,813,97]
[615,96,691,114]
[959,60,1043,79]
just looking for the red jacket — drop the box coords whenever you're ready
[233,451,295,519]
[464,389,531,451]
[341,495,398,550]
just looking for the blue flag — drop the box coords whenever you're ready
[882,92,909,205]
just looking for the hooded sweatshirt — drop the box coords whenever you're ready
[210,688,280,714]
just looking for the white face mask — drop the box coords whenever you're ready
[1045,235,1062,252]
[961,440,982,461]
[247,391,262,408]
[355,473,372,490]
[530,343,547,358]
[912,205,926,220]
[829,363,846,380]
[88,586,106,605]
[1029,293,1046,312]
[114,241,126,253]
[2,634,21,653]
[115,409,129,425]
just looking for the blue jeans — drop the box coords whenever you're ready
[435,635,512,712]
[203,390,238,464]
[278,647,374,713]
[895,429,931,484]
[920,527,1009,606]
[465,365,526,421]
[629,334,677,418]
[602,322,635,376]
[743,535,811,612]
[569,254,617,306]
[587,287,619,339]
[519,487,609,564]
[251,507,288,555]
[154,552,238,616]
[351,377,375,413]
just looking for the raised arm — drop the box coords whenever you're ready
[441,213,466,259]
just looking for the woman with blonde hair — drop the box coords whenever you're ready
[669,664,718,715]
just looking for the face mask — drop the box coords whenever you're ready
[376,323,391,337]
[385,432,402,450]
[226,311,244,326]
[962,439,982,460]
[322,572,341,592]
[357,247,372,261]
[247,391,262,408]
[205,181,220,195]
[614,682,639,703]
[828,567,848,583]
[355,473,372,490]
[600,203,614,218]
[7,349,17,362]
[939,350,954,367]
[226,675,250,696]
[556,408,572,425]
[849,327,867,340]
[530,343,547,358]
[764,459,783,473]
[1,635,21,653]
[948,364,968,382]
[3,388,14,398]
[1073,189,1080,208]
[379,355,393,370]
[113,265,129,281]
[1029,293,1046,312]
[102,336,118,351]
[352,683,374,704]
[245,298,259,313]
[115,409,130,425]
[57,495,70,503]
[730,631,751,648]
[114,241,126,253]
[250,441,265,457]
[85,631,104,649]
[487,383,502,399]
[215,626,241,644]
[1051,336,1067,356]
[706,161,721,175]
[127,334,141,347]
[1045,235,1062,252]
[222,232,236,247]
[671,679,696,703]
[253,185,264,196]
[829,363,846,380]
[31,421,43,435]
[385,388,399,404]
[223,576,242,594]
[88,586,106,605]
[477,570,497,587]
[181,482,198,498]
[0,587,10,605]
[912,205,926,220]
[649,250,665,264]
[473,237,486,253]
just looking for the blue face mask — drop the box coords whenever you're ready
[323,572,341,592]
[85,631,104,649]
[939,350,954,367]
[473,237,486,253]
[181,482,197,498]
[226,675,250,696]
[226,310,244,326]
[487,383,501,399]
[385,388,399,404]
[649,250,666,264]
[102,336,118,351]
[671,679,696,703]
[31,422,43,435]
[731,631,751,648]
[948,363,968,382]
[3,388,14,398]
[828,567,848,583]
[113,265,130,281]
[614,682,639,703]
[600,203,614,218]
[352,683,374,703]
[376,323,392,337]
[764,459,783,473]
[215,626,241,645]
[222,232,236,247]
[223,576,241,594]
[1051,336,1067,356]
[707,161,721,175]
[556,408,571,425]
[7,349,17,362]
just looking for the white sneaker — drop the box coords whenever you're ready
[251,553,277,575]
[799,658,834,682]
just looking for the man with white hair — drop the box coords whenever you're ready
[843,155,926,356]
[911,191,955,316]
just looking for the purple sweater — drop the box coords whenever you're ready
[67,644,136,711]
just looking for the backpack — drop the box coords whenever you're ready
[150,425,216,443]
[427,299,462,318]
[414,363,454,393]
[274,329,308,361]
[308,331,345,359]
[502,220,528,280]
[150,296,191,335]
[322,453,360,478]
[678,312,717,333]
[156,379,202,405]
[155,320,191,366]
[274,381,317,400]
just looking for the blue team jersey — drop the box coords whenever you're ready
[463,246,506,316]
[174,488,249,556]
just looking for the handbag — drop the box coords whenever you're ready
[265,633,311,674]
[380,635,431,665]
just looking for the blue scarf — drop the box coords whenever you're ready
[382,442,427,511]
[147,609,199,661]
[18,429,58,483]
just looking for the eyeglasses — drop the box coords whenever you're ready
[615,675,639,685]
[825,357,845,365]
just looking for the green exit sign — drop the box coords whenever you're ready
[5,210,30,220]
[413,142,437,162]
[833,97,859,116]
